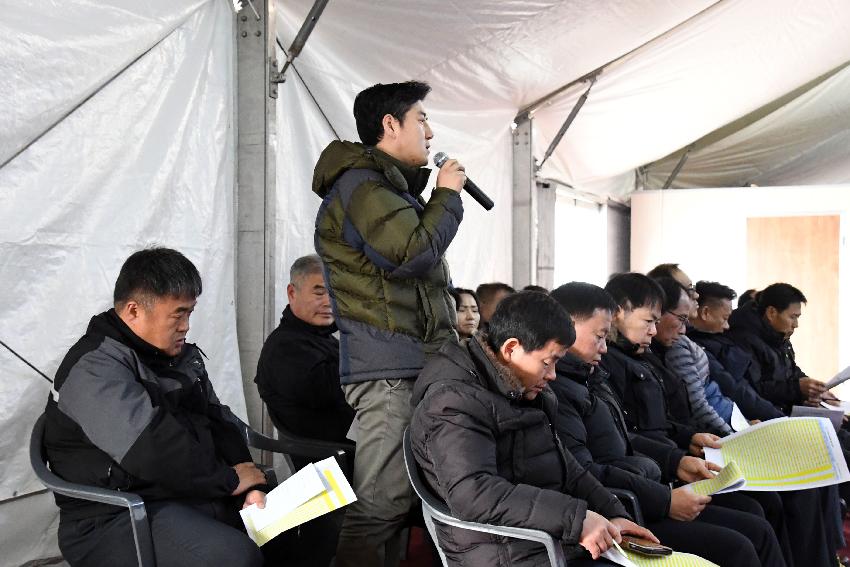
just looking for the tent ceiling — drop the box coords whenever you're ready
[280,0,850,196]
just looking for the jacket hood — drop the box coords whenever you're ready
[729,302,784,347]
[413,334,556,412]
[311,140,432,198]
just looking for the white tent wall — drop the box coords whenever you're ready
[533,0,850,195]
[0,0,241,563]
[644,61,850,189]
[274,1,516,299]
[630,185,850,394]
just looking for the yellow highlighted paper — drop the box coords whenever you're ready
[603,541,719,567]
[687,461,745,496]
[240,456,357,546]
[703,417,850,492]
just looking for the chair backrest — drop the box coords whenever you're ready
[29,413,156,567]
[229,412,354,480]
[401,427,567,567]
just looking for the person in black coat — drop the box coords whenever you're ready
[410,291,658,566]
[253,254,353,567]
[550,281,784,567]
[687,281,784,422]
[726,283,826,413]
[254,254,354,444]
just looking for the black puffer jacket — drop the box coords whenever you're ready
[687,327,784,421]
[601,337,697,452]
[727,303,804,413]
[552,354,672,521]
[410,336,629,566]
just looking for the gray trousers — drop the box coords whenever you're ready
[335,378,416,567]
[58,498,263,567]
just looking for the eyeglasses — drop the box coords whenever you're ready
[665,311,689,326]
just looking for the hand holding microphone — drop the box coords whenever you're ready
[433,152,495,210]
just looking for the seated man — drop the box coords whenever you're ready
[687,281,784,423]
[651,277,732,436]
[474,281,514,331]
[727,282,826,413]
[550,281,780,567]
[254,254,353,444]
[410,291,657,566]
[45,248,266,567]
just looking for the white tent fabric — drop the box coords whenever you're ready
[4,0,850,563]
[644,62,850,188]
[0,0,240,561]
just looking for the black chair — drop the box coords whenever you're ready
[265,413,355,479]
[30,411,354,567]
[402,427,568,567]
[607,488,643,526]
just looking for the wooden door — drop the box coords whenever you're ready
[746,215,839,383]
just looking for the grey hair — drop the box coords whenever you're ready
[290,254,324,286]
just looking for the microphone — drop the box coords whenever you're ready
[433,152,495,211]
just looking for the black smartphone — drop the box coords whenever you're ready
[621,536,673,556]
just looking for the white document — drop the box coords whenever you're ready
[602,543,637,567]
[241,462,326,531]
[826,365,850,389]
[792,405,843,431]
[821,399,850,416]
[730,403,750,432]
[240,456,357,546]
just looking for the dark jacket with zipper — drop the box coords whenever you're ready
[600,337,692,480]
[726,303,805,413]
[410,336,629,566]
[552,353,672,521]
[687,327,784,421]
[254,305,353,443]
[45,310,250,520]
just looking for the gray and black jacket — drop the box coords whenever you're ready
[44,310,250,520]
[410,335,629,566]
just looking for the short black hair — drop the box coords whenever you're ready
[653,276,688,312]
[604,272,664,311]
[114,247,202,308]
[551,282,618,321]
[486,291,575,352]
[738,289,758,308]
[646,263,680,280]
[450,287,480,311]
[695,281,737,308]
[476,282,516,303]
[756,283,806,315]
[353,81,431,146]
[522,284,549,294]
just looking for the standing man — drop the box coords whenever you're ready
[313,81,465,566]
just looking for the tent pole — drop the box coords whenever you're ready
[662,144,694,189]
[537,77,596,170]
[235,0,277,460]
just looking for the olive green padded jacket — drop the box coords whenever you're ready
[312,141,463,384]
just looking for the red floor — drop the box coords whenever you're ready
[400,527,440,567]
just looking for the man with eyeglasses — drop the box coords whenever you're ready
[647,263,699,318]
[650,277,733,436]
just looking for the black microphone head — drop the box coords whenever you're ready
[433,152,449,167]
